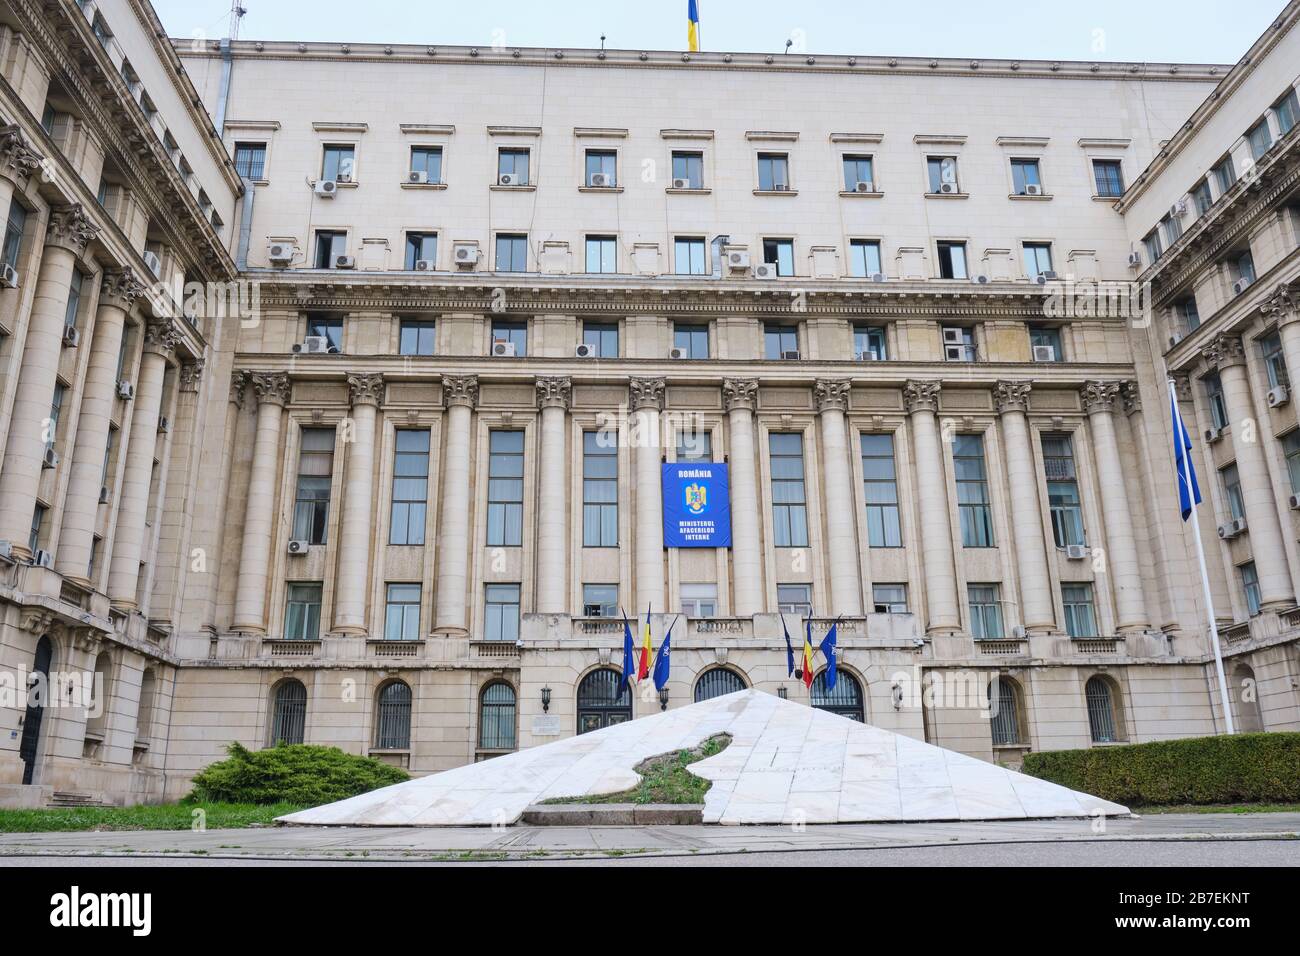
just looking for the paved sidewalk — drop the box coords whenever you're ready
[0,812,1296,864]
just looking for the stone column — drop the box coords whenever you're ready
[57,269,146,582]
[1081,381,1148,631]
[0,205,99,558]
[107,318,179,610]
[814,379,863,616]
[0,124,42,234]
[904,380,960,634]
[631,377,666,614]
[332,373,383,635]
[1201,335,1295,607]
[434,375,477,636]
[994,381,1055,632]
[535,376,571,614]
[232,372,291,632]
[724,379,764,616]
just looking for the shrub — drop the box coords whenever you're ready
[1022,732,1300,806]
[189,743,409,806]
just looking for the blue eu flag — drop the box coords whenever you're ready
[618,610,635,694]
[652,617,675,692]
[819,620,839,691]
[1170,388,1202,521]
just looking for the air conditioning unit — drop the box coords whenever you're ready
[669,347,688,360]
[1032,345,1057,362]
[334,255,356,270]
[268,243,295,265]
[1011,625,1029,639]
[869,272,886,283]
[33,549,54,568]
[671,178,691,189]
[856,351,877,362]
[408,170,429,184]
[453,243,479,269]
[1217,518,1247,539]
[157,416,170,434]
[780,349,801,360]
[753,262,778,279]
[293,336,331,355]
[589,173,614,188]
[1204,426,1223,443]
[938,182,958,194]
[854,181,875,193]
[315,180,338,198]
[726,249,751,272]
[575,343,597,358]
[1169,333,1183,348]
[1232,277,1252,296]
[1172,198,1188,217]
[42,447,58,469]
[941,327,965,345]
[414,259,436,272]
[1065,544,1090,560]
[98,486,110,505]
[0,263,18,289]
[1289,494,1300,510]
[62,325,80,348]
[1024,183,1043,196]
[491,340,517,357]
[1128,251,1143,268]
[1267,385,1290,408]
[972,274,991,285]
[944,345,969,362]
[1032,274,1049,285]
[498,172,521,186]
[143,250,161,277]
[116,380,134,401]
[1040,270,1058,281]
[287,539,310,556]
[771,183,790,191]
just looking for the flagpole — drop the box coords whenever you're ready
[1169,378,1235,734]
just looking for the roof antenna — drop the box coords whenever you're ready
[229,1,247,42]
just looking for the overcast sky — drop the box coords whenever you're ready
[152,0,1283,64]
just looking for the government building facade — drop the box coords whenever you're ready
[1,0,1299,806]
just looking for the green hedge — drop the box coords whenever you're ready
[189,743,409,806]
[1021,732,1300,806]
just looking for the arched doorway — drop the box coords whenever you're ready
[694,667,746,702]
[811,671,865,722]
[19,637,53,785]
[1231,663,1264,733]
[576,669,631,734]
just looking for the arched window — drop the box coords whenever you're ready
[576,668,631,734]
[269,679,307,746]
[85,652,113,740]
[135,669,157,748]
[989,677,1025,745]
[20,637,54,785]
[694,667,746,703]
[811,670,865,721]
[1231,663,1264,733]
[374,681,412,749]
[1085,676,1122,743]
[479,681,517,750]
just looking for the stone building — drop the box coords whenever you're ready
[0,0,1297,806]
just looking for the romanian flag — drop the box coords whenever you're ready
[801,616,815,690]
[687,0,701,52]
[637,604,653,680]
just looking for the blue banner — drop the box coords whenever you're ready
[662,462,732,548]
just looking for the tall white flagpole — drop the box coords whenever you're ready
[1168,378,1235,734]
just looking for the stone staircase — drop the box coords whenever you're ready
[48,791,113,809]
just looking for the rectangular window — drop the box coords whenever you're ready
[954,434,993,548]
[2,201,26,269]
[384,583,422,641]
[497,148,530,184]
[1022,242,1054,279]
[582,431,618,547]
[584,149,617,186]
[491,320,527,356]
[762,238,794,276]
[764,324,799,359]
[64,270,83,328]
[1179,297,1201,332]
[485,584,521,641]
[293,428,335,544]
[404,232,437,270]
[1010,158,1041,194]
[1092,159,1124,197]
[28,504,45,554]
[1161,212,1183,247]
[1276,89,1300,135]
[1205,372,1229,430]
[486,430,524,547]
[1192,179,1214,217]
[284,583,323,641]
[1241,562,1262,617]
[1283,431,1300,492]
[674,237,708,275]
[1221,463,1246,521]
[848,239,882,278]
[1062,583,1098,638]
[673,323,709,359]
[321,145,355,182]
[410,146,443,182]
[770,433,809,548]
[861,433,901,547]
[46,385,65,452]
[968,585,1004,640]
[927,156,959,192]
[314,230,347,269]
[584,235,617,274]
[582,584,618,618]
[306,313,343,350]
[1213,155,1236,195]
[671,151,704,189]
[582,321,619,357]
[233,142,266,180]
[495,234,528,272]
[1029,325,1063,362]
[1143,229,1163,264]
[399,319,436,356]
[390,429,430,546]
[777,584,812,616]
[936,241,968,279]
[854,325,887,361]
[842,154,875,190]
[1043,433,1085,548]
[1260,332,1289,389]
[1234,250,1257,285]
[1247,119,1273,161]
[757,152,790,191]
[872,583,908,614]
[676,429,712,462]
[681,583,718,618]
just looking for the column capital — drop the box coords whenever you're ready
[142,317,181,358]
[46,203,100,256]
[178,360,205,393]
[1079,380,1122,416]
[814,379,852,414]
[442,374,479,409]
[250,371,291,407]
[1120,381,1143,416]
[722,378,759,413]
[535,376,572,411]
[0,124,43,187]
[903,380,941,414]
[1260,281,1299,326]
[993,380,1032,415]
[347,372,385,407]
[229,370,250,408]
[1170,371,1193,403]
[629,376,666,412]
[99,268,147,312]
[1200,333,1246,371]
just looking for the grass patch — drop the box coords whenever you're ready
[0,801,304,833]
[1140,803,1300,815]
[543,734,730,806]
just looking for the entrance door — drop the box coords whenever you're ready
[576,669,632,734]
[19,637,52,785]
